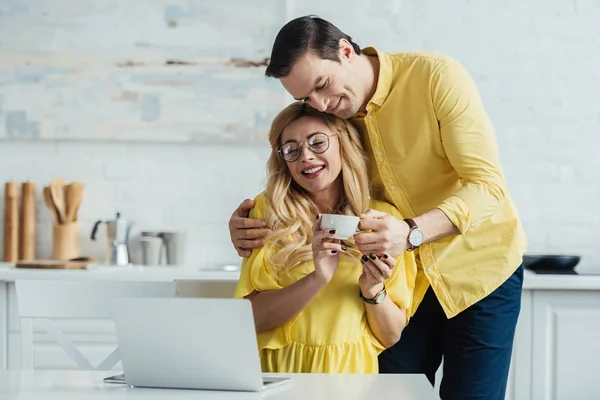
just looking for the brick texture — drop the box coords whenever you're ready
[0,0,599,270]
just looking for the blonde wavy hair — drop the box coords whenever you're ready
[263,101,370,277]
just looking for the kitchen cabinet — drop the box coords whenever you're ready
[530,290,600,400]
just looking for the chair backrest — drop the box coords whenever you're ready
[15,279,177,371]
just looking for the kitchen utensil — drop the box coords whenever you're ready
[3,182,19,262]
[49,179,66,224]
[52,223,79,260]
[140,236,163,266]
[523,254,581,274]
[65,182,84,223]
[160,232,187,266]
[141,231,162,238]
[19,182,36,260]
[91,212,132,266]
[42,186,59,225]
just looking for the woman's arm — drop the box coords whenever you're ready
[248,214,346,334]
[360,255,407,348]
[247,271,327,333]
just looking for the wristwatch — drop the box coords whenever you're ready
[360,285,387,305]
[404,218,424,251]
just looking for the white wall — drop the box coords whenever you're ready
[1,0,599,270]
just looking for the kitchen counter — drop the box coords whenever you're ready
[1,262,600,290]
[0,262,240,282]
[522,268,600,290]
[2,263,600,399]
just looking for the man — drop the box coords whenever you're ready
[229,15,526,400]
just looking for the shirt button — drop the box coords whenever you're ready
[390,186,396,190]
[367,115,373,120]
[377,152,382,157]
[427,267,434,274]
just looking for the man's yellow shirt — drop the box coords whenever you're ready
[351,47,527,318]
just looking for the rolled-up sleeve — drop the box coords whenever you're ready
[432,60,507,234]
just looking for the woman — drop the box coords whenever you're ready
[234,102,417,373]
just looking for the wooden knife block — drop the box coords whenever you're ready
[52,222,79,260]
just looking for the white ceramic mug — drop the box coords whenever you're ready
[320,214,360,240]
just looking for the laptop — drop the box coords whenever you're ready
[108,297,291,392]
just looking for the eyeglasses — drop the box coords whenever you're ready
[278,132,331,162]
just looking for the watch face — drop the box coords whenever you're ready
[409,229,424,246]
[375,291,386,304]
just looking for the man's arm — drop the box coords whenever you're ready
[357,59,504,255]
[229,199,270,257]
[396,60,504,246]
[413,208,459,244]
[431,59,507,234]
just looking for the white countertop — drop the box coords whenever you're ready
[1,262,600,290]
[0,262,240,282]
[0,370,438,399]
[522,268,600,290]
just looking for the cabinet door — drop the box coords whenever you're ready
[532,290,600,400]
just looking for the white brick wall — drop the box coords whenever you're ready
[1,0,599,270]
[0,141,271,266]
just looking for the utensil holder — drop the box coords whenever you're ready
[52,223,79,260]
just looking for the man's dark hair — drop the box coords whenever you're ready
[265,15,361,79]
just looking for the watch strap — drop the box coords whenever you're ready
[359,285,386,304]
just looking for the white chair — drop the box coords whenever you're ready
[15,279,177,370]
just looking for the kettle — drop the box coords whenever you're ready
[91,212,132,266]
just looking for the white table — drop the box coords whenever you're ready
[0,370,438,399]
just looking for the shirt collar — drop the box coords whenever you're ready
[361,47,393,111]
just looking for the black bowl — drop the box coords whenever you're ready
[523,254,581,274]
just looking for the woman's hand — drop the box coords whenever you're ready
[312,214,346,284]
[359,252,396,298]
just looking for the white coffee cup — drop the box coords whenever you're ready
[320,214,361,240]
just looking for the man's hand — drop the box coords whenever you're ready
[228,199,270,257]
[354,209,409,257]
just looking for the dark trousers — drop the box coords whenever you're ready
[379,264,524,400]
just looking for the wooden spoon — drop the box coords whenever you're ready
[65,182,84,223]
[42,186,59,225]
[49,179,66,224]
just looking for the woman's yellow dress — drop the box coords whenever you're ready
[234,193,417,373]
